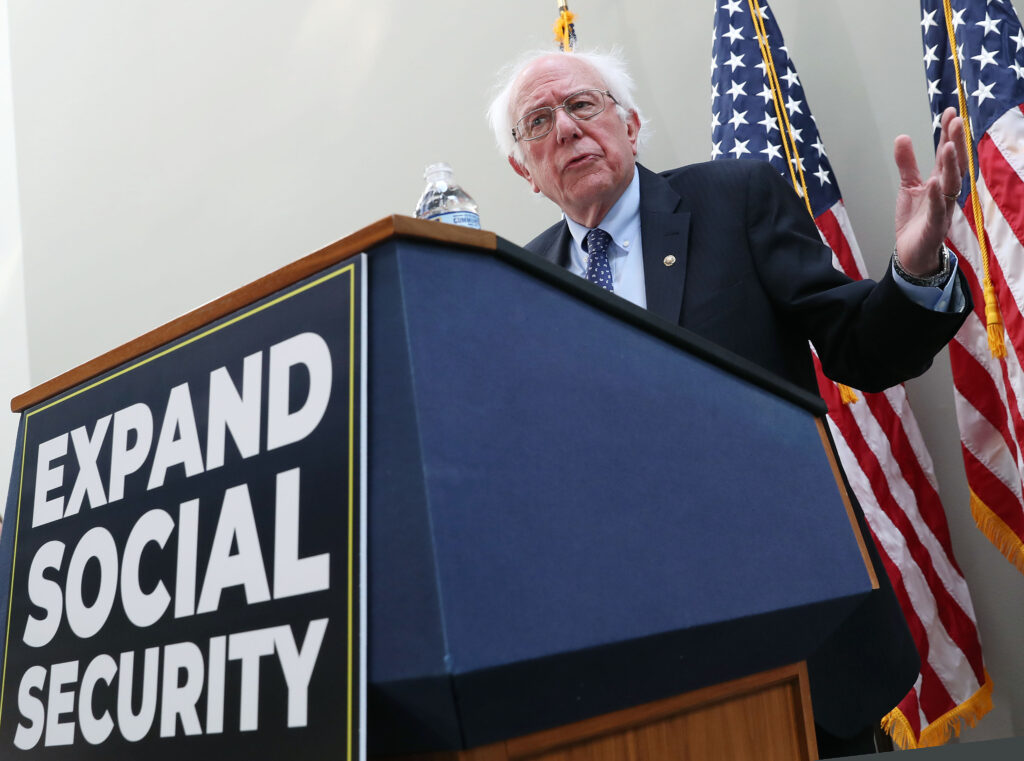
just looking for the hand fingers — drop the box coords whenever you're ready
[937,141,962,201]
[947,111,969,178]
[938,107,969,174]
[893,134,923,187]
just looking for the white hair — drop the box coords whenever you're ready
[487,48,648,164]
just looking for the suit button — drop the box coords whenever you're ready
[663,255,677,267]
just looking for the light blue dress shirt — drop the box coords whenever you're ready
[562,166,963,313]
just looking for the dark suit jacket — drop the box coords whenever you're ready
[525,160,971,737]
[526,161,969,395]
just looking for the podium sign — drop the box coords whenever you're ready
[0,258,366,760]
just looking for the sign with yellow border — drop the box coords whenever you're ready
[0,257,366,759]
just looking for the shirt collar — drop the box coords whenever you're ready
[565,165,641,261]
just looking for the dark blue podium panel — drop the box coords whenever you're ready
[367,238,872,751]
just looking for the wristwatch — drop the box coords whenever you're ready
[892,244,952,288]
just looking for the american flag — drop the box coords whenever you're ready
[712,0,990,749]
[920,1,1024,577]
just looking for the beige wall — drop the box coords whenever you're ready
[3,0,1023,744]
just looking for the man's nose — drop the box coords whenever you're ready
[553,108,581,141]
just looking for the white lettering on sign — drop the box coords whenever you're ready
[22,469,329,648]
[15,328,346,751]
[31,331,333,525]
[13,620,329,747]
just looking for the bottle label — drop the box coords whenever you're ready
[428,211,481,229]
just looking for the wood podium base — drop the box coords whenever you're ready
[381,662,818,761]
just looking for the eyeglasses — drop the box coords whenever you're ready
[512,89,618,142]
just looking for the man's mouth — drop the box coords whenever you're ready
[564,153,598,170]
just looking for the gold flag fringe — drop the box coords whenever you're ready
[881,671,993,749]
[970,490,1024,573]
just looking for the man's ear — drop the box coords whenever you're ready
[509,154,531,182]
[509,155,541,194]
[625,110,641,156]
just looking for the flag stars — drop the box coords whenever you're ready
[786,97,804,115]
[972,47,998,69]
[790,126,804,143]
[811,137,827,157]
[758,112,779,132]
[923,44,939,66]
[790,155,806,171]
[952,8,966,28]
[781,69,800,88]
[730,139,751,158]
[814,167,832,186]
[729,109,749,128]
[711,140,723,159]
[726,80,747,98]
[1014,28,1024,51]
[711,111,721,130]
[921,9,938,32]
[711,82,720,102]
[949,43,965,64]
[1011,61,1024,80]
[932,110,943,130]
[757,83,774,102]
[761,142,783,161]
[972,80,996,104]
[726,52,746,71]
[976,13,1001,35]
[721,0,744,15]
[928,78,942,98]
[724,24,745,44]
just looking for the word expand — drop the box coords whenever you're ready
[32,331,333,528]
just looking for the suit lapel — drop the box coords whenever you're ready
[536,222,573,269]
[638,165,690,324]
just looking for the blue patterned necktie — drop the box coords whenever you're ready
[584,228,614,292]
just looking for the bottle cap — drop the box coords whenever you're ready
[424,162,454,182]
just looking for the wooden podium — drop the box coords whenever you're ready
[3,217,877,761]
[396,663,818,761]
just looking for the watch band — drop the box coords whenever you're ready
[892,244,952,288]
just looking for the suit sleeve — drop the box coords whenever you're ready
[743,162,970,392]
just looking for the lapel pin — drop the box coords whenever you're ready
[663,255,677,267]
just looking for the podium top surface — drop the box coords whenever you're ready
[12,215,824,415]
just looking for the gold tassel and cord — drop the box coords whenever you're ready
[942,0,1006,358]
[747,0,859,405]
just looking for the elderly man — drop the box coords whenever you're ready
[489,50,971,756]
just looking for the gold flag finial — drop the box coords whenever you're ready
[554,1,577,52]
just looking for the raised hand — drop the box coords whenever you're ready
[892,107,969,277]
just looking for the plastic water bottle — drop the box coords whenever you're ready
[414,162,481,229]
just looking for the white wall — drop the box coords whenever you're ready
[4,0,1023,744]
[0,0,30,522]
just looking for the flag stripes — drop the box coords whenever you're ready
[713,0,989,747]
[922,0,1024,574]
